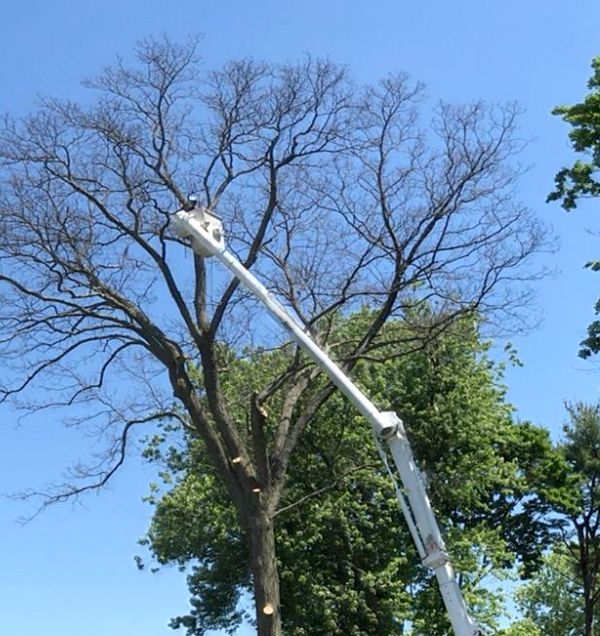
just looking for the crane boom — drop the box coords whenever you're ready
[172,204,480,636]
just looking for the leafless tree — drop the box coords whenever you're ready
[0,36,546,635]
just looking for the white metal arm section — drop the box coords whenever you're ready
[171,204,480,636]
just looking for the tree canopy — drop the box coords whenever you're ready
[549,56,600,211]
[549,56,600,358]
[511,549,588,636]
[501,402,600,636]
[533,403,600,636]
[142,314,556,635]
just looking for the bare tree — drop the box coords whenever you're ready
[0,36,545,635]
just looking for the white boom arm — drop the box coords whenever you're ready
[172,204,480,636]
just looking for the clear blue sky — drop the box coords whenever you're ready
[1,1,599,634]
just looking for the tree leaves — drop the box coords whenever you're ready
[141,314,555,635]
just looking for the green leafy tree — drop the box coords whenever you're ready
[549,57,600,211]
[498,619,541,636]
[549,56,600,357]
[532,403,600,636]
[511,549,586,636]
[141,315,556,635]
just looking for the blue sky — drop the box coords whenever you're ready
[1,1,600,634]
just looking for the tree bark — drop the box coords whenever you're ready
[584,572,595,636]
[247,506,282,636]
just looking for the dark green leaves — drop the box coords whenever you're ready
[549,57,600,210]
[141,314,555,635]
[549,56,600,358]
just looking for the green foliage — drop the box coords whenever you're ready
[140,442,251,633]
[577,293,600,358]
[498,619,542,636]
[540,402,600,528]
[508,403,600,636]
[563,402,600,477]
[140,313,555,635]
[549,56,600,357]
[549,56,600,210]
[513,550,585,636]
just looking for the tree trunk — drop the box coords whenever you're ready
[584,583,594,636]
[583,564,595,636]
[584,593,594,636]
[247,507,282,636]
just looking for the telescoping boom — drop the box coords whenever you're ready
[172,202,480,636]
